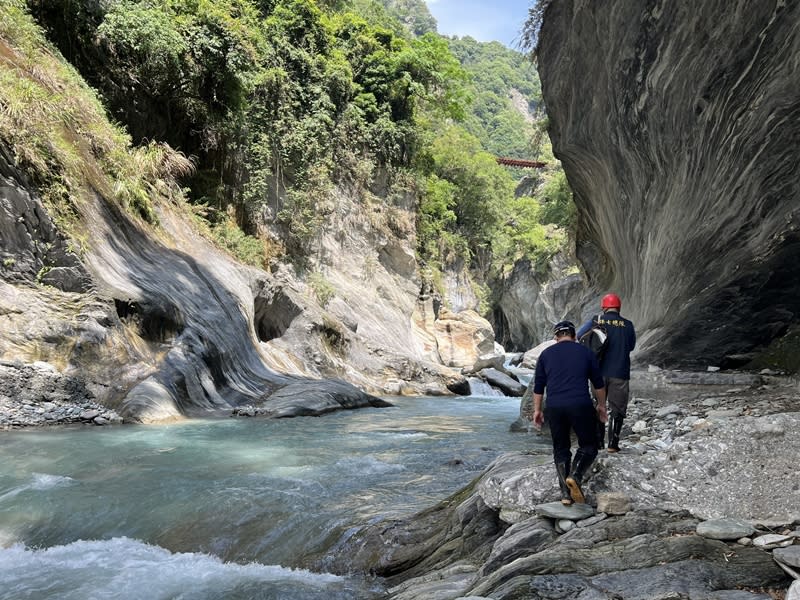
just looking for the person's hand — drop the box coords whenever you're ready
[596,403,608,424]
[533,409,545,430]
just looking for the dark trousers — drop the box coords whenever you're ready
[606,377,630,418]
[546,403,599,465]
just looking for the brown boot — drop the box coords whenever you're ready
[565,476,585,504]
[565,453,595,504]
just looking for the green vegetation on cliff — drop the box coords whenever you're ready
[447,36,542,161]
[0,0,191,230]
[26,0,473,257]
[414,31,569,290]
[6,0,572,311]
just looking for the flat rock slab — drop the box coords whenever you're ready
[752,533,793,547]
[774,545,800,568]
[656,404,683,418]
[577,513,608,528]
[665,373,761,386]
[535,502,595,520]
[696,518,755,540]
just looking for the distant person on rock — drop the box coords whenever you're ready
[531,321,607,505]
[577,293,636,453]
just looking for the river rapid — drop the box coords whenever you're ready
[0,395,545,599]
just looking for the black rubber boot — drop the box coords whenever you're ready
[596,417,606,450]
[606,415,617,452]
[607,415,624,453]
[565,453,595,504]
[555,461,573,505]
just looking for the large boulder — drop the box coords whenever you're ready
[521,339,556,369]
[463,353,506,375]
[478,368,526,397]
[433,309,496,369]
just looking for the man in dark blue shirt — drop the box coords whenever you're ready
[577,293,636,453]
[532,321,607,505]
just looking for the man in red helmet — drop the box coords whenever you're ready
[577,293,636,453]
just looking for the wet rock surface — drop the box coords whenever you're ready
[327,369,799,599]
[477,368,526,397]
[231,379,392,418]
[0,358,389,425]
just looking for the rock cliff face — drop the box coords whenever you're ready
[252,182,482,396]
[537,0,800,369]
[494,252,585,351]
[0,148,397,421]
[1,139,488,421]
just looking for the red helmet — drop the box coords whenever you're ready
[601,293,621,310]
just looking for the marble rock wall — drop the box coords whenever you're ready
[537,0,800,368]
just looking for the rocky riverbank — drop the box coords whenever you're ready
[326,369,800,599]
[0,359,395,425]
[0,361,123,428]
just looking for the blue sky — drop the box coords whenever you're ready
[424,0,533,49]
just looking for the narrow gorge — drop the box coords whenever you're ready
[1,0,799,599]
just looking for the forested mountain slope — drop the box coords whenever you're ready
[448,36,542,162]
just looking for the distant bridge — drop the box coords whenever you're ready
[495,157,547,168]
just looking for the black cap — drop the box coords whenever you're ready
[552,320,576,335]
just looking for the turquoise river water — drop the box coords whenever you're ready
[0,394,546,599]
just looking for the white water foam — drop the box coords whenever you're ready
[29,473,75,489]
[0,473,74,502]
[0,537,345,600]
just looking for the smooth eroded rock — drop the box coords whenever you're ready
[696,518,755,540]
[773,545,800,568]
[537,0,800,370]
[535,501,595,521]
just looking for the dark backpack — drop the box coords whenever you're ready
[579,314,608,363]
